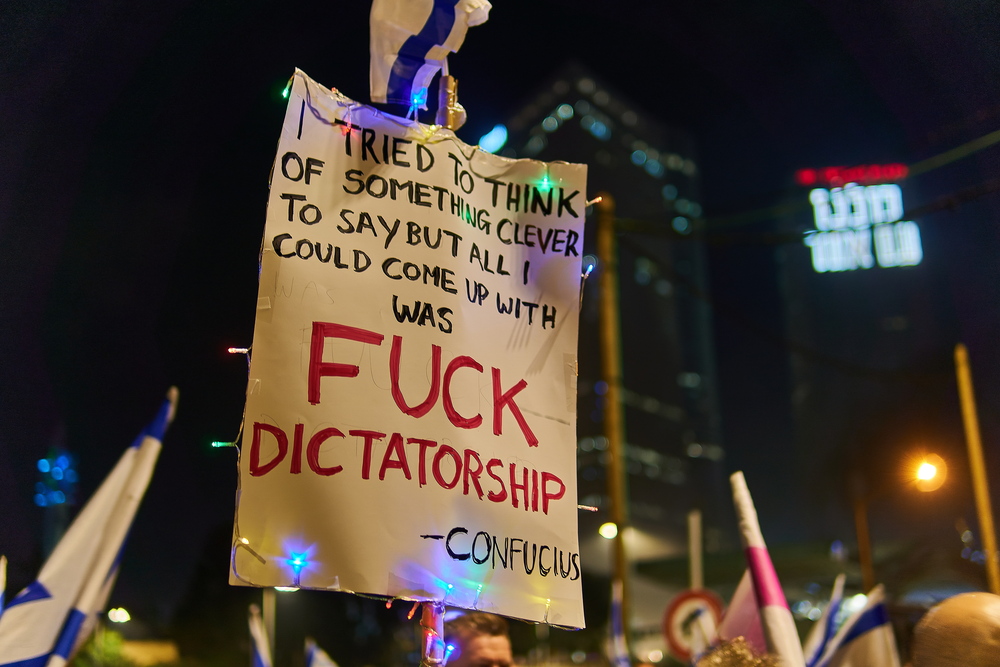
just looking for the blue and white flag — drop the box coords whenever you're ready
[249,604,273,667]
[813,585,900,667]
[803,573,845,667]
[0,388,176,667]
[370,0,491,109]
[607,579,631,667]
[0,555,7,617]
[305,637,339,667]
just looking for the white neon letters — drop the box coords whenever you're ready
[804,182,922,272]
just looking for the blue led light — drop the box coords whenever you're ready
[287,551,309,574]
[37,459,50,473]
[56,455,69,468]
[51,467,64,481]
[35,493,47,507]
[411,87,428,109]
[477,124,508,154]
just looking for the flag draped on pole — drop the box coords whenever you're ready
[249,604,273,667]
[0,388,177,667]
[813,585,900,667]
[305,638,340,667]
[370,0,491,109]
[803,573,845,667]
[607,579,631,667]
[715,569,768,654]
[0,555,7,617]
[730,472,805,667]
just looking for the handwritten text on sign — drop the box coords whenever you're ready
[231,70,587,628]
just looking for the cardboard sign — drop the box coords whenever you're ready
[230,70,587,628]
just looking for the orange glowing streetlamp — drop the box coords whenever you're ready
[855,451,948,592]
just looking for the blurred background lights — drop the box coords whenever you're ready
[599,522,618,539]
[917,462,936,480]
[108,608,131,623]
[477,124,508,154]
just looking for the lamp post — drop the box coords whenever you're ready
[853,452,948,593]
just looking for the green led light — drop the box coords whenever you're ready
[281,80,292,99]
[211,440,235,448]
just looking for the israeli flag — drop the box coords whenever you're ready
[305,638,339,667]
[249,604,273,667]
[813,585,901,667]
[0,556,7,617]
[370,0,491,109]
[607,579,631,667]
[803,573,845,667]
[0,389,176,667]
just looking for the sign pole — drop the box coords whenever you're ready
[688,509,703,590]
[954,343,1000,594]
[420,602,445,667]
[597,193,631,654]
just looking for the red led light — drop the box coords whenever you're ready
[795,163,908,187]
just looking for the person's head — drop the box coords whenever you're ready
[443,612,513,667]
[911,591,1000,667]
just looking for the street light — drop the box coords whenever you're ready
[912,453,947,493]
[854,451,947,592]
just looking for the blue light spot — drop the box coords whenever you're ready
[631,150,647,166]
[556,104,574,119]
[51,467,64,481]
[541,116,560,132]
[594,381,608,396]
[52,491,66,504]
[37,459,50,473]
[287,552,309,574]
[56,456,69,469]
[672,216,690,234]
[65,469,77,483]
[645,161,665,177]
[35,493,48,507]
[477,124,508,154]
[662,184,678,200]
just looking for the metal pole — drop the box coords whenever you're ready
[420,602,445,667]
[262,588,276,665]
[853,497,875,593]
[955,343,1000,594]
[688,509,703,590]
[596,193,631,653]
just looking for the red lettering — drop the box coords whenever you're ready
[486,458,507,502]
[463,449,485,498]
[250,422,287,476]
[433,445,462,489]
[291,423,304,474]
[407,438,437,486]
[509,463,529,510]
[308,322,384,405]
[390,335,441,417]
[443,356,484,428]
[350,429,386,479]
[531,468,539,512]
[307,427,344,476]
[492,368,537,446]
[379,432,412,480]
[541,472,565,514]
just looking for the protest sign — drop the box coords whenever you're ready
[231,70,587,627]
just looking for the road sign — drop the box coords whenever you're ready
[662,588,725,662]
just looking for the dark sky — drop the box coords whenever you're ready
[3,0,1000,629]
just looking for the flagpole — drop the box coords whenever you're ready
[954,343,1000,594]
[420,602,445,667]
[596,193,632,655]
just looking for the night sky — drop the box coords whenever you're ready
[3,0,1000,634]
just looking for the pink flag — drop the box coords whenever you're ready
[716,569,768,654]
[730,471,805,667]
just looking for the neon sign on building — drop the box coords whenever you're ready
[803,181,922,273]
